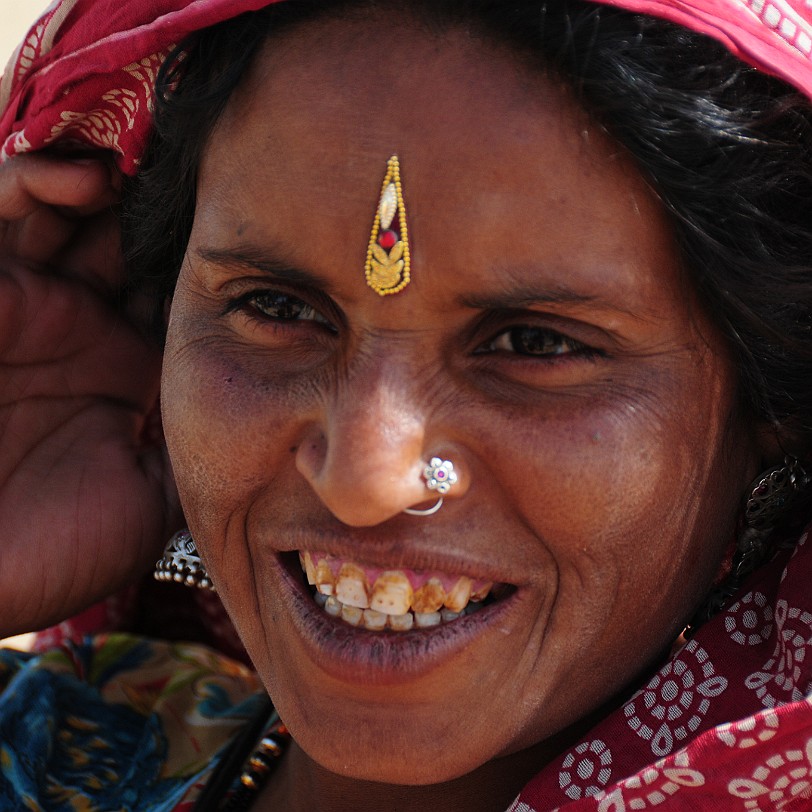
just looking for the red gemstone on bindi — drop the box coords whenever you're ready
[378,229,397,250]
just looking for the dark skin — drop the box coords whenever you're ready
[0,155,176,636]
[0,11,776,812]
[161,14,772,812]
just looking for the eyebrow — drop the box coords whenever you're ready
[459,287,595,310]
[194,245,335,293]
[457,276,638,318]
[197,245,637,319]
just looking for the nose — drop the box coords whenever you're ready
[294,377,465,526]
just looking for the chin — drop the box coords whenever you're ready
[286,710,497,786]
[245,628,516,788]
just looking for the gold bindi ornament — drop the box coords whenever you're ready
[364,155,411,295]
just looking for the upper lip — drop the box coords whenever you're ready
[258,522,525,587]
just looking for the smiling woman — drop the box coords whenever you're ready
[1,0,812,810]
[162,11,752,789]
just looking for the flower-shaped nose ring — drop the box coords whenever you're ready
[404,457,458,516]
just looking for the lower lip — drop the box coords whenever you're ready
[274,553,519,687]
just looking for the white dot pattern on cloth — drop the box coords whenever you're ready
[624,640,727,757]
[717,708,782,749]
[745,599,812,708]
[505,799,538,812]
[594,751,705,810]
[725,591,774,646]
[558,739,613,800]
[727,737,812,811]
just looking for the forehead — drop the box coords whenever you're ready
[206,13,612,194]
[197,11,685,319]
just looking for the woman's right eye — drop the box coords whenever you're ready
[227,290,334,329]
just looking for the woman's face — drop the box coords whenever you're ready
[162,13,762,785]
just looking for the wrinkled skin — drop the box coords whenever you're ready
[0,10,772,812]
[160,14,769,812]
[0,155,175,636]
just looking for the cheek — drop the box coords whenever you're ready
[471,364,748,717]
[161,319,306,555]
[482,381,728,551]
[161,323,316,669]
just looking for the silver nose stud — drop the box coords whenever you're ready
[404,457,458,516]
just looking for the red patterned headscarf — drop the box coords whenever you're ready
[3,1,812,810]
[4,0,812,173]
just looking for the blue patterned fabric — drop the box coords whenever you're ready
[0,635,264,811]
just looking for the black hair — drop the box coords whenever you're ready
[121,0,812,445]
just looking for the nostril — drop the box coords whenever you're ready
[294,430,328,481]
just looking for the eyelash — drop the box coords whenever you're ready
[479,326,597,359]
[226,290,334,329]
[227,289,599,361]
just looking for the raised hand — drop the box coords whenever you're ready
[0,155,179,636]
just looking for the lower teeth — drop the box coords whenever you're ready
[313,590,483,631]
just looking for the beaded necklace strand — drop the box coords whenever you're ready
[192,699,290,811]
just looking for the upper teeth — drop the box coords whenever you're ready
[299,552,493,622]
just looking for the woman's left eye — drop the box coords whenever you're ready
[482,326,591,357]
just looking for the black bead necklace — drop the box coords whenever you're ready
[192,698,290,812]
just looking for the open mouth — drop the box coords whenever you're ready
[297,551,509,632]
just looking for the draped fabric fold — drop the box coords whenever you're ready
[0,0,282,172]
[4,0,812,172]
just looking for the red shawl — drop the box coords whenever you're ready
[2,1,812,810]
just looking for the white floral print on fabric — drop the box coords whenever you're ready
[0,130,31,162]
[727,735,812,810]
[716,708,781,749]
[745,599,812,708]
[558,739,613,800]
[624,639,727,757]
[725,591,774,646]
[43,52,167,159]
[125,53,165,112]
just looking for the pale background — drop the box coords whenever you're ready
[2,1,49,68]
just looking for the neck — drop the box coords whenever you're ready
[257,739,554,812]
[252,699,633,812]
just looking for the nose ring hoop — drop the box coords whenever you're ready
[403,498,445,517]
[403,457,458,517]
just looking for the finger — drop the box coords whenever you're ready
[0,264,162,411]
[10,205,79,265]
[1,208,124,293]
[57,208,125,289]
[0,154,118,221]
